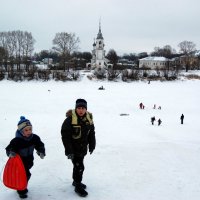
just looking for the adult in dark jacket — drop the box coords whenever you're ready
[5,116,45,198]
[151,116,156,125]
[61,99,96,197]
[180,114,184,124]
[158,118,162,126]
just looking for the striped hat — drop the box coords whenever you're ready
[17,116,32,132]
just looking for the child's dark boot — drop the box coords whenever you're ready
[74,183,88,197]
[17,189,28,199]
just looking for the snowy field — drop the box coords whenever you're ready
[0,72,200,200]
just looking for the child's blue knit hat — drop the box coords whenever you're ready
[17,116,32,132]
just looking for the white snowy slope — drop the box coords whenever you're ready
[0,72,200,200]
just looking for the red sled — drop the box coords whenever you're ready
[3,154,27,190]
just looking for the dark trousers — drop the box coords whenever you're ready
[25,168,31,181]
[72,156,85,183]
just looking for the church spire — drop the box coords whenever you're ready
[97,19,103,39]
[99,19,101,32]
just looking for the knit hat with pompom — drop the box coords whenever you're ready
[17,116,32,132]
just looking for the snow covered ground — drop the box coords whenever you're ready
[0,72,200,200]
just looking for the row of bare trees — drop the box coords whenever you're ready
[0,30,199,75]
[0,31,80,72]
[0,31,35,71]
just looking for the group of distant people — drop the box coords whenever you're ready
[151,114,184,126]
[139,103,161,110]
[151,116,162,126]
[139,102,145,109]
[153,104,161,110]
[139,102,185,126]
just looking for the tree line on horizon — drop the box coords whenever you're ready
[0,30,200,74]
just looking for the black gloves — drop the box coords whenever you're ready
[89,149,94,154]
[37,151,46,159]
[8,151,16,158]
[67,154,74,160]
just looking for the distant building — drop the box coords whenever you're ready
[139,56,171,69]
[42,58,53,65]
[87,22,110,71]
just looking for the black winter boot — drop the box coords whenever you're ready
[17,189,28,198]
[72,181,87,189]
[75,184,88,197]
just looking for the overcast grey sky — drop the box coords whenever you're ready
[1,0,199,55]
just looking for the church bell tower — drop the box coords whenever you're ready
[91,22,107,70]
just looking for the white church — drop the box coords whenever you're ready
[87,23,111,71]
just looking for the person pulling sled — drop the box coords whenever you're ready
[5,116,45,198]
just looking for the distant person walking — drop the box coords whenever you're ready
[158,118,162,126]
[180,114,184,124]
[151,116,156,125]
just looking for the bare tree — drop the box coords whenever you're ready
[82,52,92,63]
[138,52,148,59]
[0,31,35,72]
[151,45,176,59]
[106,49,118,69]
[0,32,7,49]
[178,41,196,54]
[178,40,196,72]
[0,46,8,70]
[22,31,35,71]
[15,30,24,70]
[52,32,80,71]
[197,54,200,70]
[0,32,9,70]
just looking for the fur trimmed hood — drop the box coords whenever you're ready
[65,109,93,125]
[66,109,73,117]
